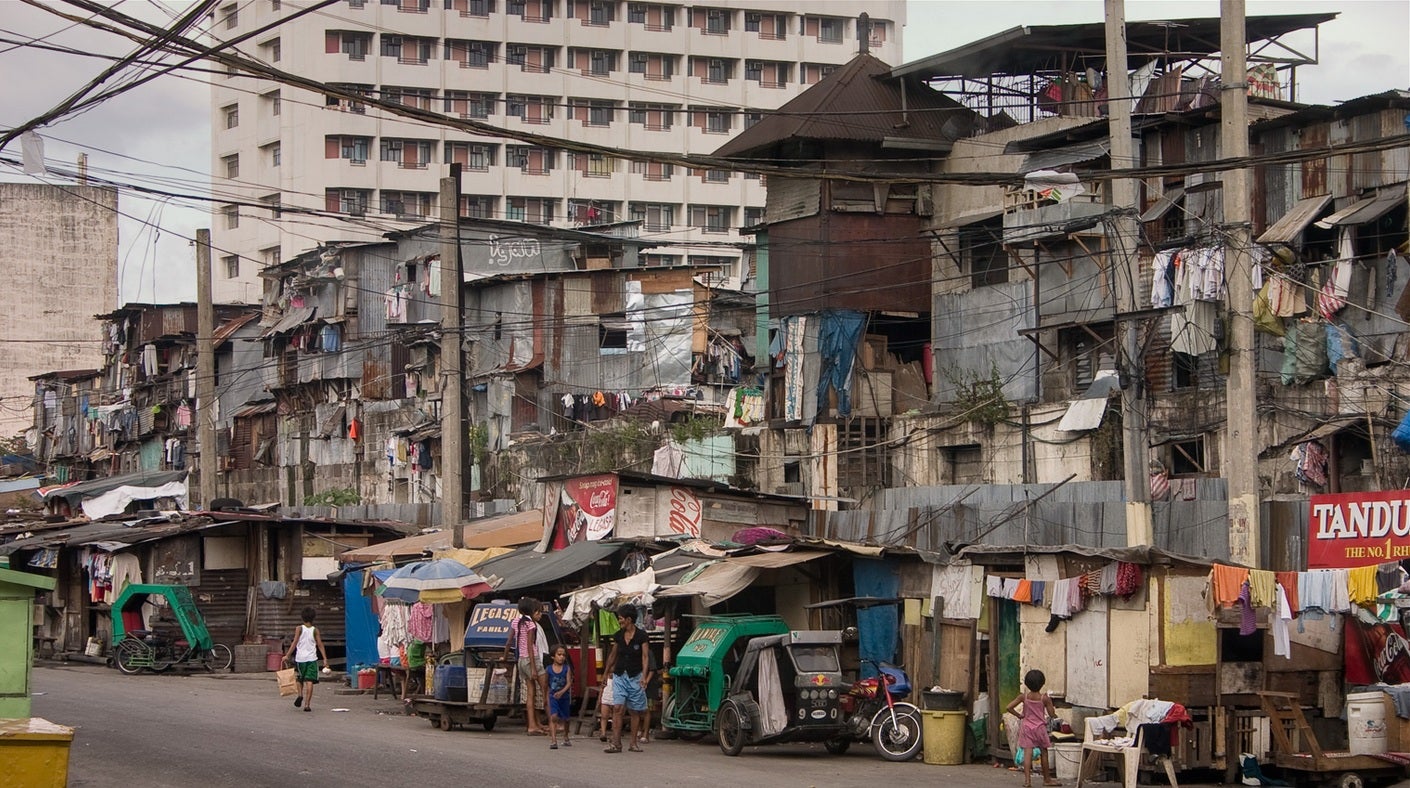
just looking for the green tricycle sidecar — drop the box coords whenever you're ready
[109,584,230,674]
[662,614,790,737]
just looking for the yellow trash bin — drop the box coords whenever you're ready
[922,710,967,765]
[0,717,75,788]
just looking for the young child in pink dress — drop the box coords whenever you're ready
[1005,669,1060,787]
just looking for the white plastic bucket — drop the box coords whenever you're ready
[1347,691,1388,755]
[1052,742,1082,781]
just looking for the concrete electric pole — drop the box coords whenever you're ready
[195,228,218,509]
[1222,0,1261,567]
[439,166,466,546]
[1106,0,1153,546]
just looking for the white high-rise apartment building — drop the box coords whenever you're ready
[208,0,904,303]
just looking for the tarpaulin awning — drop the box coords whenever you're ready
[1139,186,1186,222]
[1315,190,1406,229]
[656,562,759,607]
[1258,194,1333,244]
[339,510,544,562]
[258,306,317,338]
[476,539,624,592]
[340,530,455,562]
[725,550,830,569]
[656,550,829,606]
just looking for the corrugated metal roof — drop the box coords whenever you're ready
[231,401,277,418]
[258,306,317,338]
[713,54,975,159]
[1257,194,1332,244]
[1019,139,1110,174]
[1139,186,1187,222]
[213,312,259,349]
[891,13,1337,80]
[1315,190,1406,229]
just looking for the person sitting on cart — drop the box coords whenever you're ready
[601,605,649,753]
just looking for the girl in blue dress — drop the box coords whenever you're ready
[546,645,573,749]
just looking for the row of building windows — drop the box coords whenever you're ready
[223,0,887,43]
[219,190,753,231]
[317,136,760,180]
[319,31,840,87]
[220,84,772,135]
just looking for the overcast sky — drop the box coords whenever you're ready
[0,0,1405,304]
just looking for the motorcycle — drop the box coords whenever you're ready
[827,658,924,761]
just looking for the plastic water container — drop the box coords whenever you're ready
[1348,691,1388,755]
[434,665,467,702]
[1051,742,1082,781]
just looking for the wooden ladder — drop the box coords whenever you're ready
[573,683,602,736]
[1258,691,1325,761]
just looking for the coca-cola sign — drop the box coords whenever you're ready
[1307,490,1410,568]
[549,474,617,550]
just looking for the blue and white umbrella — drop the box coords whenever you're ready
[380,558,491,604]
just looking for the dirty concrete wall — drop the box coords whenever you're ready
[0,184,119,437]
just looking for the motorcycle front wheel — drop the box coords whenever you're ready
[871,705,922,762]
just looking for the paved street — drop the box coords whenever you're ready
[30,662,1244,788]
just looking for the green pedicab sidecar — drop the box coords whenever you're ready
[662,614,790,736]
[109,584,215,673]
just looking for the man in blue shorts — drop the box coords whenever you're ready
[601,606,649,753]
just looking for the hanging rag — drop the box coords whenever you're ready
[1237,581,1258,636]
[1274,571,1300,616]
[1212,564,1251,608]
[1248,570,1277,608]
[1349,565,1380,606]
[1115,562,1143,597]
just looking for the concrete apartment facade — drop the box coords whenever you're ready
[208,0,906,303]
[0,183,119,440]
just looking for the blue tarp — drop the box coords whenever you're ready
[853,558,900,679]
[344,570,380,671]
[816,310,867,416]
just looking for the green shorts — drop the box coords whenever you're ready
[295,661,319,683]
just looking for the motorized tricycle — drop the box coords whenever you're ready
[109,583,232,674]
[831,658,923,761]
[715,629,851,756]
[663,614,791,739]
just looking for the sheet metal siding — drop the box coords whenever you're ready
[1037,241,1115,324]
[194,567,250,649]
[1301,123,1328,197]
[934,281,1037,404]
[837,481,1229,559]
[770,213,931,316]
[253,582,346,650]
[766,177,821,224]
[354,247,392,339]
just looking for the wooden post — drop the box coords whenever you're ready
[439,166,465,545]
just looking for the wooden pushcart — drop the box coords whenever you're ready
[1260,692,1410,788]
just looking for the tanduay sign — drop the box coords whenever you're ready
[1309,490,1410,568]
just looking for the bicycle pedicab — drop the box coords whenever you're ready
[109,583,232,674]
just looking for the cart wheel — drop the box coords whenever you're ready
[440,713,453,731]
[825,738,851,755]
[1334,773,1363,788]
[481,716,497,731]
[717,702,746,757]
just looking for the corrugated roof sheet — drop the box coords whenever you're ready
[891,14,1337,80]
[258,306,317,338]
[1315,190,1406,229]
[213,312,259,349]
[1019,139,1110,174]
[713,54,975,159]
[1258,194,1333,244]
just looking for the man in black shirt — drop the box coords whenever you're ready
[600,606,649,753]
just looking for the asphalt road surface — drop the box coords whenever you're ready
[33,663,1240,788]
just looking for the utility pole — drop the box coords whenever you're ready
[439,166,466,546]
[1105,0,1152,546]
[1222,0,1260,567]
[195,228,218,509]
